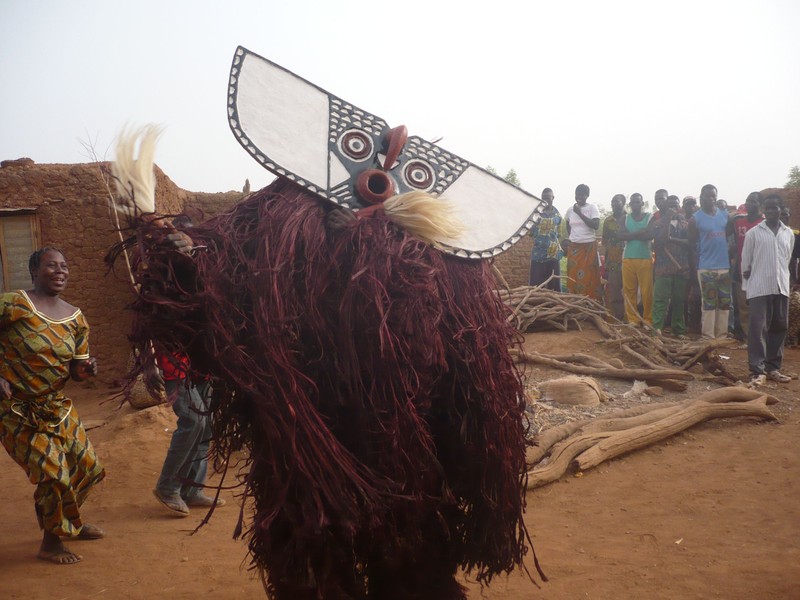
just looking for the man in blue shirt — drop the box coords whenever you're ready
[688,184,730,339]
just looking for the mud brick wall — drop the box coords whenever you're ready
[0,159,241,383]
[493,235,533,288]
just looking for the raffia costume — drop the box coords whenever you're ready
[109,47,544,599]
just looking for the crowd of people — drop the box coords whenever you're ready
[529,184,800,385]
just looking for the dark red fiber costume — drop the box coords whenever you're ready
[110,47,544,599]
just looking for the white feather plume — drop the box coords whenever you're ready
[111,124,163,216]
[382,191,465,246]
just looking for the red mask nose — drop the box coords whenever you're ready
[355,169,395,205]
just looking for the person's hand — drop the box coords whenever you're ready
[166,231,194,255]
[573,203,583,215]
[144,366,166,396]
[0,377,11,400]
[83,357,98,377]
[71,357,97,381]
[742,270,751,280]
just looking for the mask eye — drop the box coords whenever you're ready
[338,129,373,161]
[403,160,435,191]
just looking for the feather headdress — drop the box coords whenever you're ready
[111,124,162,216]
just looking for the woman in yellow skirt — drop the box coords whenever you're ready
[0,248,105,564]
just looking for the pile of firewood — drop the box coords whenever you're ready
[497,284,741,384]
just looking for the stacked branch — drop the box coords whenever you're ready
[525,387,778,489]
[498,284,740,382]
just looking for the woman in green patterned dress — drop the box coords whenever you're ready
[0,248,105,564]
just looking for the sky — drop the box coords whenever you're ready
[2,0,799,215]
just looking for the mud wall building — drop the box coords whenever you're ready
[0,158,243,383]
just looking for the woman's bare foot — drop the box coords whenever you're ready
[37,531,82,564]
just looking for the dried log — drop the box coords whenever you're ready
[574,396,776,471]
[692,386,779,405]
[513,348,693,381]
[543,353,619,370]
[527,402,678,466]
[681,338,738,369]
[645,378,688,392]
[526,433,612,488]
[526,387,779,488]
[620,343,671,369]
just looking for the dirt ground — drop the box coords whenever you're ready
[1,330,799,600]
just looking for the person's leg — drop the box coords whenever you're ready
[530,259,558,290]
[586,243,602,302]
[0,408,103,564]
[546,258,562,292]
[714,270,732,338]
[604,268,622,320]
[566,247,578,295]
[764,294,789,373]
[788,291,800,347]
[155,380,207,506]
[686,275,702,335]
[638,259,654,326]
[698,270,716,338]
[737,281,750,341]
[747,295,768,377]
[181,383,214,502]
[529,259,545,287]
[731,279,744,339]
[652,276,670,332]
[670,277,688,336]
[622,259,639,324]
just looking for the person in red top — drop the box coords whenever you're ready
[151,352,226,516]
[729,192,763,341]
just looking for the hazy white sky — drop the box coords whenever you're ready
[2,0,798,214]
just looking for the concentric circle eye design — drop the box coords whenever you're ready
[338,129,373,161]
[403,160,435,191]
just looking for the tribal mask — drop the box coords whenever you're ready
[227,46,542,259]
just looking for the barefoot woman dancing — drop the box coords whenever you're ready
[0,248,106,564]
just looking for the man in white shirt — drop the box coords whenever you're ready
[564,183,601,301]
[741,194,795,385]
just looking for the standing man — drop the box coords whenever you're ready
[646,189,670,242]
[151,353,226,516]
[688,184,731,338]
[565,183,602,301]
[652,189,669,219]
[651,195,690,337]
[528,187,563,291]
[729,192,763,341]
[682,196,698,218]
[682,195,701,334]
[618,193,653,326]
[741,195,795,385]
[602,194,627,320]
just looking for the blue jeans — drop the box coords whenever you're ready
[155,379,211,499]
